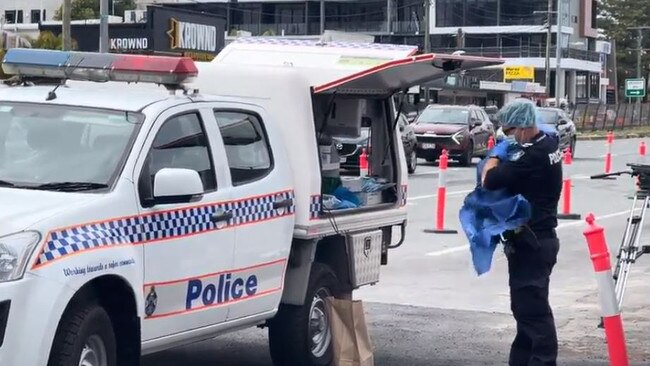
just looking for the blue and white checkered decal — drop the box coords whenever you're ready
[34,190,295,268]
[309,195,321,220]
[233,37,418,53]
[400,185,408,207]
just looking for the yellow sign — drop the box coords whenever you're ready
[504,66,535,81]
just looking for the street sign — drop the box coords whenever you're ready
[625,78,646,98]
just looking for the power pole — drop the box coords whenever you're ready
[99,0,109,53]
[62,0,72,51]
[423,0,431,105]
[535,0,554,100]
[636,29,643,79]
[555,0,563,107]
[629,27,649,104]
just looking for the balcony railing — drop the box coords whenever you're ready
[430,46,601,62]
[230,23,307,36]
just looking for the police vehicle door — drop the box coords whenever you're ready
[212,105,295,321]
[135,105,235,341]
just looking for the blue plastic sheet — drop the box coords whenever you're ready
[459,142,532,275]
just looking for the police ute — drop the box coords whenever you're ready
[0,44,502,366]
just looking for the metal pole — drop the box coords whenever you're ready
[423,0,431,105]
[637,29,643,80]
[544,0,552,98]
[319,0,325,35]
[387,0,392,34]
[62,0,72,51]
[555,0,563,107]
[100,0,109,53]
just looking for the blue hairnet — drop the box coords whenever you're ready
[497,99,537,128]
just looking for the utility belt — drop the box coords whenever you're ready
[500,226,556,255]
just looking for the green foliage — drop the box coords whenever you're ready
[30,31,78,50]
[599,0,650,93]
[54,0,136,21]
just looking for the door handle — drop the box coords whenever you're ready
[273,198,293,210]
[211,211,233,223]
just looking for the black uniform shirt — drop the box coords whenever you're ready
[483,132,563,232]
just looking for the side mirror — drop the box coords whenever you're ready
[470,118,482,127]
[153,168,204,205]
[557,119,568,126]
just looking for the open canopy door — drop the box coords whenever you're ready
[313,53,505,96]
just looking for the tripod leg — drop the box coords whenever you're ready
[616,194,649,310]
[613,195,639,283]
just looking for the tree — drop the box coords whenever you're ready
[54,0,137,21]
[30,31,78,50]
[599,0,650,98]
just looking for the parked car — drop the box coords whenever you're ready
[413,104,495,166]
[482,105,500,127]
[536,107,577,154]
[335,113,419,174]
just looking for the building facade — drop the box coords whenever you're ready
[144,0,606,105]
[0,0,59,24]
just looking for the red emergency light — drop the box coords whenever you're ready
[2,49,198,86]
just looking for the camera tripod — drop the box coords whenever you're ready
[591,163,650,313]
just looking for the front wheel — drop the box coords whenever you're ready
[459,142,473,167]
[570,137,577,157]
[268,263,340,366]
[48,303,117,366]
[407,150,418,174]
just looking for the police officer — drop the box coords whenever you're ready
[481,99,562,366]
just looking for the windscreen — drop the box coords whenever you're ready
[0,103,142,190]
[417,108,469,125]
[537,110,558,125]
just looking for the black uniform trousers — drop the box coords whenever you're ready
[506,232,560,366]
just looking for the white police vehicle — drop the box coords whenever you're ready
[0,45,501,366]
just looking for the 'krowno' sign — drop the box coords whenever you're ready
[625,78,646,98]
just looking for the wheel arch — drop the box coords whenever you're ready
[280,236,352,306]
[51,274,141,365]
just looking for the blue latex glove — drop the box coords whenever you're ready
[488,140,511,160]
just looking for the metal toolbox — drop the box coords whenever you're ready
[347,230,383,287]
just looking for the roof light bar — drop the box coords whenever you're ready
[2,49,198,86]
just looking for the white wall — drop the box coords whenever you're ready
[0,0,61,23]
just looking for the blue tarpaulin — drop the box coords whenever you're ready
[459,143,532,275]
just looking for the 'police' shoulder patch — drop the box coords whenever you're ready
[509,150,525,161]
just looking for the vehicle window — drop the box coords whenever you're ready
[213,111,273,186]
[139,112,216,201]
[0,103,141,189]
[398,115,408,127]
[480,111,490,122]
[417,108,469,125]
[537,110,558,125]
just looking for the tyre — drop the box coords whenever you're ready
[459,142,473,167]
[48,302,117,366]
[268,263,340,366]
[407,150,418,174]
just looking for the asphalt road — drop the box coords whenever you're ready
[143,138,650,366]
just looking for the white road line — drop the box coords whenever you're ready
[408,189,473,201]
[411,170,440,176]
[424,209,635,257]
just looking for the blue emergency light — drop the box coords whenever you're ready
[2,49,198,85]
